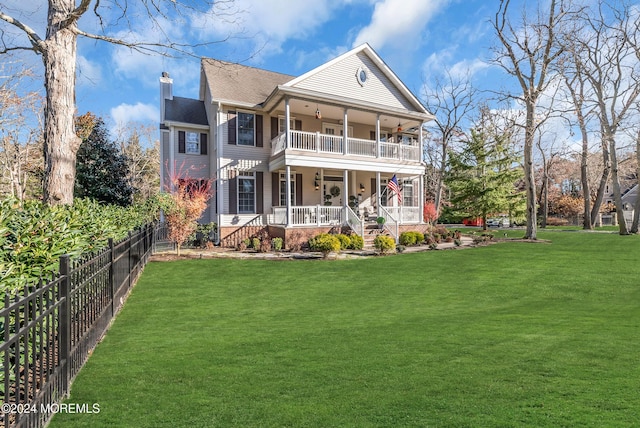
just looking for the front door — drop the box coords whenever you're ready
[324,180,343,207]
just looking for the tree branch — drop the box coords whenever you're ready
[0,11,45,53]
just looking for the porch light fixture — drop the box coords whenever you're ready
[359,183,365,193]
[315,105,322,120]
[314,172,320,190]
[397,122,403,132]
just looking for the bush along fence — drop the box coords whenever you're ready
[0,223,157,428]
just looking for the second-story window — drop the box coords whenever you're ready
[186,132,200,154]
[238,112,255,146]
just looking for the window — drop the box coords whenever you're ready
[402,179,414,206]
[279,173,296,206]
[379,180,388,207]
[278,116,296,133]
[237,112,255,146]
[186,132,200,154]
[323,123,353,137]
[238,172,255,213]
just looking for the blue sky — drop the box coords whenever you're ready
[3,0,516,138]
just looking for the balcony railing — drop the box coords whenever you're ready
[271,130,421,162]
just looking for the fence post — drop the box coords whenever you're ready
[128,231,133,290]
[59,254,71,396]
[109,238,115,317]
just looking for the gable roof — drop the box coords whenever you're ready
[201,58,294,107]
[284,43,428,114]
[164,96,208,126]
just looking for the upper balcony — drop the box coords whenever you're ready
[271,130,421,164]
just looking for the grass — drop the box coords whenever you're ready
[50,231,640,427]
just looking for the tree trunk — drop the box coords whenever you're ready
[609,138,629,234]
[590,142,610,226]
[523,106,537,239]
[580,125,592,229]
[42,0,81,205]
[631,131,640,233]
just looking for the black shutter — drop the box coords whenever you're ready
[200,133,208,155]
[370,130,376,140]
[294,119,302,131]
[228,111,236,145]
[256,114,263,147]
[271,117,278,139]
[178,131,185,153]
[295,174,303,205]
[272,172,279,207]
[229,170,237,214]
[371,178,376,201]
[256,171,264,214]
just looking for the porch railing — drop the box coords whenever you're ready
[346,206,364,236]
[271,131,421,162]
[379,206,399,243]
[273,206,344,227]
[384,207,421,223]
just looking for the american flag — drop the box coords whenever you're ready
[387,174,402,204]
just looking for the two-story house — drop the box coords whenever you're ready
[159,43,435,248]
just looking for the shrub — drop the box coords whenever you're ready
[251,237,260,250]
[399,231,417,246]
[396,244,406,253]
[259,237,271,253]
[454,238,462,247]
[400,231,425,246]
[308,233,341,257]
[272,237,283,251]
[335,234,352,250]
[373,235,395,254]
[348,234,364,250]
[429,241,439,250]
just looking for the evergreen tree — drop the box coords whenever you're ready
[446,129,525,230]
[74,113,133,206]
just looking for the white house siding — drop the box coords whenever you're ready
[292,51,415,111]
[219,108,274,220]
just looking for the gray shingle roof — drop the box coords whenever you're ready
[201,58,294,106]
[165,96,208,126]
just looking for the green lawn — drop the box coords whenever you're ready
[51,231,640,427]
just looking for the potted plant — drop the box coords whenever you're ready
[376,216,386,229]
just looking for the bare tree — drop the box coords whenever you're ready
[0,1,239,205]
[570,1,640,234]
[422,71,477,216]
[0,61,43,201]
[492,0,573,239]
[114,122,161,202]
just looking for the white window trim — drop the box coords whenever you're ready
[237,171,256,214]
[237,110,256,147]
[185,131,200,154]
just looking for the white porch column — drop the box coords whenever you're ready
[285,97,291,149]
[343,108,348,155]
[376,114,381,158]
[343,169,349,209]
[376,171,381,217]
[419,174,425,224]
[285,165,292,226]
[419,121,425,163]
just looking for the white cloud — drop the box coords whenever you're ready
[110,102,158,128]
[352,0,450,50]
[191,0,349,60]
[76,55,103,87]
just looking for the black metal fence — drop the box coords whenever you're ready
[0,223,156,428]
